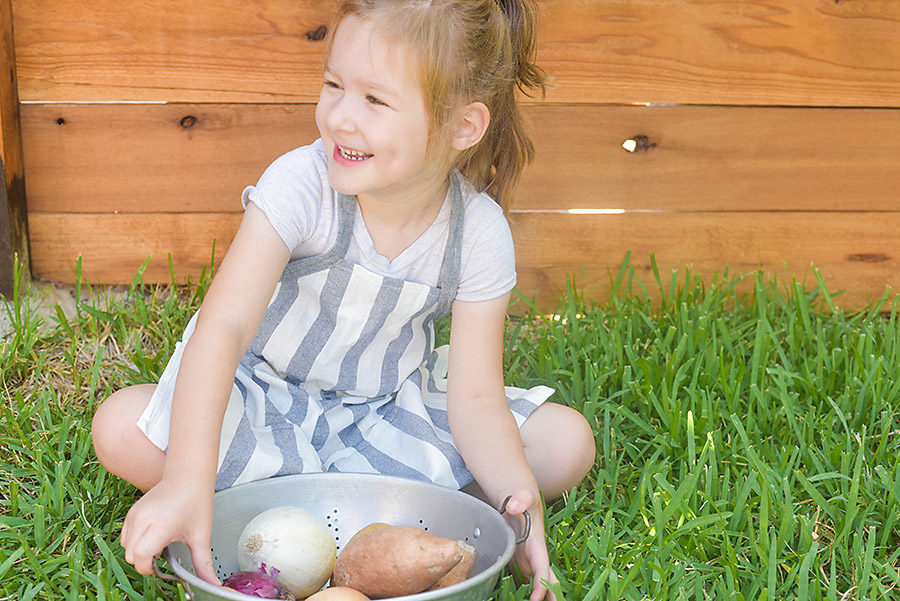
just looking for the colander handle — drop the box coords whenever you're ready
[153,557,193,600]
[498,495,531,545]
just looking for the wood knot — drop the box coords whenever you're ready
[622,135,656,153]
[306,25,328,41]
[179,115,198,129]
[846,253,890,263]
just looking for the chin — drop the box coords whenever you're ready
[325,159,349,190]
[327,173,362,197]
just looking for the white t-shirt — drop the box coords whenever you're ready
[241,139,517,303]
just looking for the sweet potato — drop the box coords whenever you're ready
[332,525,474,598]
[428,540,475,590]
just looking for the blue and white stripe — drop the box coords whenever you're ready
[137,174,554,492]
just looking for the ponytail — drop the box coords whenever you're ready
[455,0,545,209]
[494,0,545,95]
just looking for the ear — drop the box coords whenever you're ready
[451,102,490,151]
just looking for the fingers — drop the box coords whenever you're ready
[184,503,218,584]
[121,503,168,576]
[503,489,537,516]
[123,523,167,575]
[190,546,220,585]
[119,484,218,586]
[530,566,559,601]
[121,518,219,584]
[514,526,557,601]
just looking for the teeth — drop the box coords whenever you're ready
[339,146,371,161]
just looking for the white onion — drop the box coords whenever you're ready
[237,506,337,598]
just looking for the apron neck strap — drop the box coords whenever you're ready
[433,172,465,319]
[281,175,464,301]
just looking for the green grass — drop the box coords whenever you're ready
[2,253,899,600]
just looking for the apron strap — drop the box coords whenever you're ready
[281,191,357,280]
[433,173,465,318]
[279,175,463,312]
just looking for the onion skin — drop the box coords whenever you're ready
[237,506,337,598]
[222,564,296,600]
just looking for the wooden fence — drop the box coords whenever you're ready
[2,0,899,310]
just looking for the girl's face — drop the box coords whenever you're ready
[316,16,445,206]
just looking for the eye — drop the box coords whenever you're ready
[366,95,388,107]
[323,80,341,90]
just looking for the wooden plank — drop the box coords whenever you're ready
[29,212,241,286]
[21,103,320,214]
[20,103,900,214]
[29,211,900,312]
[537,0,900,106]
[510,212,900,312]
[12,0,900,106]
[12,0,335,104]
[1,0,28,296]
[516,105,900,212]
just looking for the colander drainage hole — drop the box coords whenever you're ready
[327,509,342,545]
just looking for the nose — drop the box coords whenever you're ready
[324,93,358,135]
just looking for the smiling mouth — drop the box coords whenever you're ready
[338,146,373,161]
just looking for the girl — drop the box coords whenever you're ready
[91,1,596,599]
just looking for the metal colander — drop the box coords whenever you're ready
[157,473,526,601]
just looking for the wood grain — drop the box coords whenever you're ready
[12,0,900,106]
[12,0,336,103]
[29,212,241,286]
[517,105,900,212]
[1,0,28,295]
[21,103,320,213]
[511,211,900,311]
[29,211,900,311]
[20,103,900,214]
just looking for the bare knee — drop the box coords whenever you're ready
[566,407,597,483]
[92,386,139,466]
[92,384,164,490]
[521,402,596,499]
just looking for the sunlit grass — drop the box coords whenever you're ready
[2,253,898,600]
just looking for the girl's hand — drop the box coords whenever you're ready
[504,490,558,601]
[120,477,219,585]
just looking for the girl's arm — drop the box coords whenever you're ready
[446,294,557,601]
[446,293,536,501]
[121,202,291,580]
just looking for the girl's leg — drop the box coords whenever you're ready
[462,402,596,503]
[91,384,166,492]
[519,402,596,500]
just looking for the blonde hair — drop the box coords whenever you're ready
[324,0,545,209]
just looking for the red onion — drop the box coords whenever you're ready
[222,564,296,600]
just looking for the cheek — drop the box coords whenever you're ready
[314,99,331,140]
[388,117,429,157]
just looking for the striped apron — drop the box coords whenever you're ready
[138,174,554,491]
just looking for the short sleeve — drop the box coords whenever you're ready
[240,140,330,252]
[454,195,517,302]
